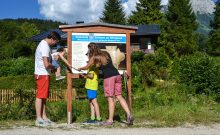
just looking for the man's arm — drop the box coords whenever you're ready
[43,57,54,69]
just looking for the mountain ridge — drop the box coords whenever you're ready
[190,0,215,14]
[190,0,215,35]
[161,0,215,35]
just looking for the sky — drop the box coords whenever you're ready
[0,0,215,24]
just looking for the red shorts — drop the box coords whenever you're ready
[35,74,50,99]
[103,75,122,97]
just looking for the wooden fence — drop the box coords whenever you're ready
[0,89,67,104]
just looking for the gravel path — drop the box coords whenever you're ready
[1,123,220,135]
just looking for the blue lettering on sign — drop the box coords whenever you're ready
[72,35,126,43]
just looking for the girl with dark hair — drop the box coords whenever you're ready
[78,43,133,126]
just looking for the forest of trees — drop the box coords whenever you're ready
[0,0,219,60]
[100,0,219,57]
[0,19,65,60]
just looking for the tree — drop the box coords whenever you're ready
[14,22,40,57]
[128,0,163,25]
[0,21,19,59]
[0,20,40,59]
[210,0,220,30]
[0,19,64,60]
[100,0,126,24]
[159,0,198,58]
[208,1,220,55]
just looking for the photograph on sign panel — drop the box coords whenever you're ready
[96,43,126,70]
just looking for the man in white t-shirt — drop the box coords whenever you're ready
[34,31,61,126]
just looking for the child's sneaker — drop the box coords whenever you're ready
[35,118,49,127]
[44,118,56,125]
[96,117,102,123]
[56,75,65,81]
[86,119,97,124]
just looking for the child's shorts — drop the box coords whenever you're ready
[86,89,97,100]
[52,60,60,69]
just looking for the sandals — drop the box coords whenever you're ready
[127,115,134,125]
[101,115,134,126]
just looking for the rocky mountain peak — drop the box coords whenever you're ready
[190,0,215,14]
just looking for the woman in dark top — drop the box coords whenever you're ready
[78,43,133,126]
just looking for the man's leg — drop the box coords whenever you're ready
[35,98,42,120]
[35,75,51,126]
[42,98,48,120]
[35,98,49,126]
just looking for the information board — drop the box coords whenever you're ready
[72,33,126,73]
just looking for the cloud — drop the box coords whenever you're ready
[122,0,138,17]
[38,0,168,24]
[38,0,105,24]
[161,0,168,5]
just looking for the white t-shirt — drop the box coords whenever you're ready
[51,52,59,61]
[34,40,51,75]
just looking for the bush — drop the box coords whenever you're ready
[0,75,35,89]
[131,51,145,63]
[138,54,157,86]
[0,86,36,120]
[0,57,34,77]
[138,49,172,87]
[178,52,220,96]
[131,63,144,91]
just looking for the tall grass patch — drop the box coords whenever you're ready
[132,83,220,126]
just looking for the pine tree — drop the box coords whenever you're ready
[210,0,220,29]
[128,0,163,25]
[208,1,220,55]
[160,0,198,57]
[100,0,126,25]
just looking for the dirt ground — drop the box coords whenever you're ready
[0,123,220,135]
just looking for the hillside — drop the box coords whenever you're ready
[0,18,67,60]
[196,13,214,35]
[0,18,66,32]
[190,0,215,35]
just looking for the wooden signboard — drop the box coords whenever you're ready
[59,23,137,124]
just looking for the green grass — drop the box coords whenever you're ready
[134,103,220,127]
[131,83,220,127]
